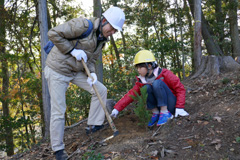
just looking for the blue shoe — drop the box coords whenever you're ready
[148,113,159,127]
[157,112,173,126]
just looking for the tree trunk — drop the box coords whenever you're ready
[193,0,202,71]
[229,0,240,58]
[183,0,193,75]
[176,0,186,79]
[191,56,240,79]
[173,0,182,79]
[188,0,223,56]
[110,35,121,68]
[215,0,224,50]
[93,0,103,83]
[201,14,224,56]
[38,0,51,139]
[121,31,128,70]
[0,1,14,155]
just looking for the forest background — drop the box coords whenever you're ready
[0,0,240,157]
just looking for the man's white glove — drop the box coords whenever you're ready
[70,49,87,62]
[111,109,119,118]
[175,108,189,117]
[87,73,97,86]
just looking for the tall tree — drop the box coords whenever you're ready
[0,0,14,156]
[183,0,194,69]
[93,0,103,83]
[229,0,240,59]
[193,0,202,70]
[215,0,225,50]
[188,0,223,57]
[38,0,51,139]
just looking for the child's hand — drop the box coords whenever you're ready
[111,109,119,118]
[175,108,189,117]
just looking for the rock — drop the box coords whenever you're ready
[106,99,117,114]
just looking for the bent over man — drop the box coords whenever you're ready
[44,6,125,160]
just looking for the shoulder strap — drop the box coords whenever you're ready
[68,19,93,41]
[78,19,93,39]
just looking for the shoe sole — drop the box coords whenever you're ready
[156,115,173,126]
[148,122,157,127]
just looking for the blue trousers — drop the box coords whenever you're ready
[146,79,176,114]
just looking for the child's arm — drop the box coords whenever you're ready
[113,84,141,112]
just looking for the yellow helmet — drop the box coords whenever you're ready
[133,50,156,65]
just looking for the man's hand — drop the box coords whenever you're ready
[175,108,189,117]
[87,73,97,86]
[70,49,87,62]
[111,109,119,118]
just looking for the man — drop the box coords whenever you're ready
[44,6,125,160]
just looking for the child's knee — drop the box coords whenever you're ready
[152,79,164,87]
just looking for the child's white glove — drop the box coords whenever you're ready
[70,49,87,62]
[175,108,189,117]
[87,73,97,86]
[111,109,119,118]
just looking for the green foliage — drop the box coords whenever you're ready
[66,84,91,125]
[102,48,138,100]
[221,77,231,84]
[236,137,240,143]
[130,86,151,128]
[2,0,238,156]
[218,83,240,94]
[81,150,104,160]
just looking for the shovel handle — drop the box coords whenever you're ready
[81,60,118,133]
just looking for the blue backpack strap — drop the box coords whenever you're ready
[78,19,93,39]
[68,19,93,41]
[44,41,55,54]
[73,19,93,48]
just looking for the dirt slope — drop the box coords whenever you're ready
[7,71,240,160]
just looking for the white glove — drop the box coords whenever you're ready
[111,109,119,118]
[87,73,97,86]
[175,108,189,117]
[70,49,87,62]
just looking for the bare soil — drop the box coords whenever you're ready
[6,71,240,160]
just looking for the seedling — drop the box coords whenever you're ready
[130,86,151,128]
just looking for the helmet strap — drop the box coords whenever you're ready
[100,18,109,37]
[145,63,152,77]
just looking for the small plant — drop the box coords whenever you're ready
[130,86,151,128]
[236,137,240,143]
[221,77,231,84]
[81,150,104,160]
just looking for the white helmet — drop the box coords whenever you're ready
[102,6,125,31]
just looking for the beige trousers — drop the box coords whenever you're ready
[44,66,106,151]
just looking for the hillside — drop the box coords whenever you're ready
[7,71,240,160]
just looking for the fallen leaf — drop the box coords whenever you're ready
[213,116,222,122]
[164,149,176,154]
[186,139,197,146]
[104,153,111,158]
[197,120,202,124]
[211,139,221,145]
[203,121,209,125]
[161,147,165,158]
[215,143,221,150]
[150,150,158,156]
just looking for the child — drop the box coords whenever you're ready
[111,50,189,126]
